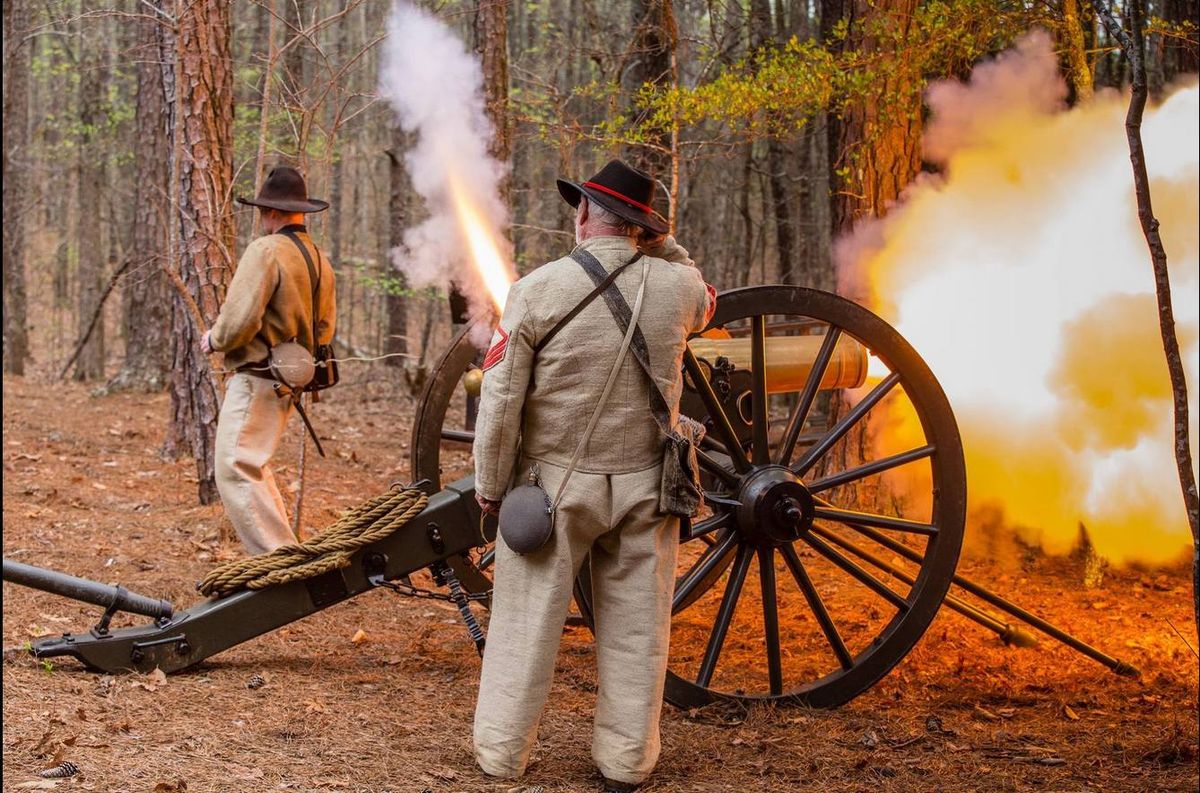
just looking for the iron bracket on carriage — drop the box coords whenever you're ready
[2,285,1139,708]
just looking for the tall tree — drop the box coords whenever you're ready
[749,0,798,284]
[825,0,922,233]
[73,24,107,381]
[385,123,409,365]
[2,0,32,374]
[625,0,677,181]
[109,9,172,391]
[475,0,512,208]
[166,0,235,505]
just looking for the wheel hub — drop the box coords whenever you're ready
[735,466,815,546]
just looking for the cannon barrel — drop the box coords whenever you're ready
[687,335,868,393]
[2,558,173,621]
[463,334,869,396]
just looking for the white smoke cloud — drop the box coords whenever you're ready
[837,31,1199,565]
[379,1,513,346]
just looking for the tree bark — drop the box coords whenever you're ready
[1092,0,1200,648]
[166,0,235,505]
[1060,0,1095,103]
[625,0,677,180]
[74,27,107,381]
[2,0,32,375]
[109,8,172,392]
[827,0,922,233]
[750,0,798,285]
[385,124,409,365]
[475,0,512,208]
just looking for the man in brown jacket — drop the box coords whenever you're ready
[201,166,336,555]
[472,160,715,791]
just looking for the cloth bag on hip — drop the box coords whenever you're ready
[569,248,705,520]
[497,255,650,554]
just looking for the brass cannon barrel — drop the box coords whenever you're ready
[463,334,869,396]
[687,334,868,393]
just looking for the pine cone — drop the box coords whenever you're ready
[40,761,79,779]
[247,674,266,690]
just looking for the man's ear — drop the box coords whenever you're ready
[577,198,589,226]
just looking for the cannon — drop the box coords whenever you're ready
[4,285,1134,709]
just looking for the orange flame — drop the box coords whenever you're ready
[447,171,514,313]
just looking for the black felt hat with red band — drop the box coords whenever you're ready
[557,159,668,235]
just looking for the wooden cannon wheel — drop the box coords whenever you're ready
[409,285,966,708]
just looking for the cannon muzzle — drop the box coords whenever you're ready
[2,558,173,621]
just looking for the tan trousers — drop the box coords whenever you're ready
[215,373,295,555]
[474,458,679,786]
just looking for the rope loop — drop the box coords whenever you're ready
[198,488,429,598]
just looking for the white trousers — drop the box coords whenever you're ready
[214,373,295,555]
[474,458,679,786]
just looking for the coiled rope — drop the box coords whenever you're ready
[198,487,429,598]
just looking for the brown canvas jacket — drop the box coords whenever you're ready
[473,235,712,502]
[210,227,337,371]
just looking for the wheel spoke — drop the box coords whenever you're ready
[696,447,739,487]
[673,531,738,612]
[776,327,841,465]
[683,512,730,541]
[758,547,783,695]
[696,543,753,687]
[478,548,495,571]
[440,429,475,444]
[814,506,938,536]
[792,372,900,478]
[802,533,910,611]
[807,444,935,493]
[684,349,751,474]
[780,544,853,670]
[750,316,770,465]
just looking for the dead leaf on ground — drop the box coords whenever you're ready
[1063,704,1080,721]
[350,628,368,645]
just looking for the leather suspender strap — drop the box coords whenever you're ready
[552,257,651,510]
[570,248,674,436]
[534,251,643,354]
[281,229,322,351]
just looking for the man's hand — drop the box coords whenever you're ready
[476,493,502,516]
[200,330,213,355]
[637,230,668,255]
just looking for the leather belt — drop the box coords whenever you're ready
[235,363,274,380]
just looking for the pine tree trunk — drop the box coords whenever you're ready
[74,33,107,382]
[385,125,409,365]
[109,9,172,392]
[475,0,512,207]
[2,0,32,375]
[827,0,922,233]
[166,0,235,505]
[625,0,677,179]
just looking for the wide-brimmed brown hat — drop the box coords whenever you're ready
[236,166,329,213]
[557,159,668,235]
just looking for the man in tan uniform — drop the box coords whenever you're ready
[201,166,336,555]
[472,160,715,791]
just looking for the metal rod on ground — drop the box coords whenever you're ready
[2,558,173,620]
[850,523,1140,677]
[811,527,1038,648]
[291,394,308,541]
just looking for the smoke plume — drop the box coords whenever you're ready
[838,30,1199,566]
[379,1,514,347]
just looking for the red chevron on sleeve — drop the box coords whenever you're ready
[482,326,510,371]
[703,282,717,325]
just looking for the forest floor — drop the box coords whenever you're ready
[2,375,1198,793]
